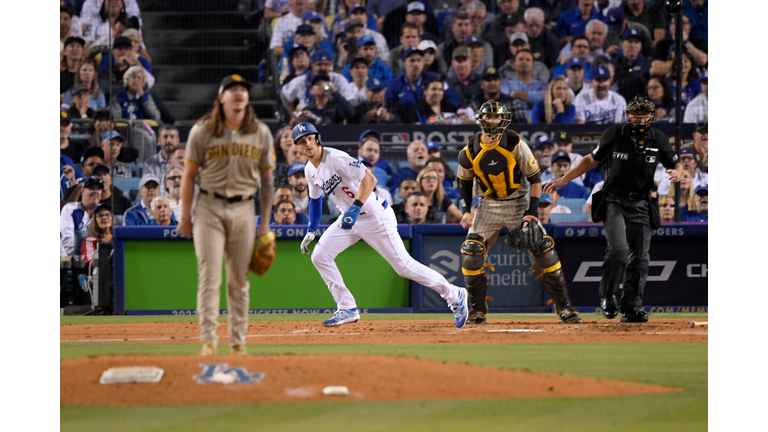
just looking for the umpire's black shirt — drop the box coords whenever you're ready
[592,124,679,196]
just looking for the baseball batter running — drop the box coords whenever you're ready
[457,100,582,324]
[292,122,469,328]
[177,74,275,356]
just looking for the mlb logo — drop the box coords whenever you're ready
[645,155,657,163]
[381,133,410,143]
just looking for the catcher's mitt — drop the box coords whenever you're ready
[249,231,276,276]
[504,218,545,251]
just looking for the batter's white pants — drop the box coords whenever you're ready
[311,195,462,309]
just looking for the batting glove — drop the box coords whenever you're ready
[340,205,361,230]
[300,228,316,254]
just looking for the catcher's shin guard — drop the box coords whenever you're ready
[530,236,580,322]
[461,234,493,319]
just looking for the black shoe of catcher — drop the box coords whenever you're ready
[467,310,487,324]
[600,296,619,319]
[620,309,649,323]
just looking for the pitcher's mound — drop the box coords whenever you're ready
[61,354,680,405]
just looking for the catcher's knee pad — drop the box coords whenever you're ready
[530,239,573,314]
[461,234,490,315]
[461,233,487,275]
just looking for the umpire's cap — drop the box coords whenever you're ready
[292,122,322,145]
[218,74,252,95]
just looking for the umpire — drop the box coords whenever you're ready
[544,96,683,322]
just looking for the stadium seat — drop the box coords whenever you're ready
[557,198,587,213]
[550,213,591,223]
[113,177,141,193]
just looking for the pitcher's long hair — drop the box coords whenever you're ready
[197,97,258,137]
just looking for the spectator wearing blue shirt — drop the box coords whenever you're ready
[500,49,547,121]
[426,154,459,203]
[556,0,605,45]
[331,3,379,40]
[124,174,161,226]
[666,50,701,110]
[271,199,310,225]
[147,196,178,226]
[277,24,335,81]
[684,0,708,43]
[550,151,590,199]
[358,130,395,188]
[386,47,461,112]
[531,76,575,124]
[110,65,162,122]
[357,140,392,191]
[342,35,394,85]
[681,184,708,222]
[390,140,429,196]
[552,36,593,79]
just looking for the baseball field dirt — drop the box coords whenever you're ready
[60,318,702,406]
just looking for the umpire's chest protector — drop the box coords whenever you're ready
[458,131,525,200]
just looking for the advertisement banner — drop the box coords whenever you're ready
[115,226,410,314]
[419,235,545,311]
[557,237,708,309]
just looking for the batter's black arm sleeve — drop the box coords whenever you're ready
[458,178,473,214]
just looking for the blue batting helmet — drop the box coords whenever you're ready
[292,122,322,145]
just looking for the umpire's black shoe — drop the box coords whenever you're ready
[600,296,619,319]
[620,309,649,323]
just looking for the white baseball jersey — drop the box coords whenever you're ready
[305,146,462,311]
[305,147,378,214]
[573,90,626,124]
[281,72,359,110]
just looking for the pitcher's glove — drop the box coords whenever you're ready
[249,231,276,276]
[504,217,545,251]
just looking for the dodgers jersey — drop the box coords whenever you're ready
[305,147,378,214]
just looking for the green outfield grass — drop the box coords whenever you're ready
[61,314,708,432]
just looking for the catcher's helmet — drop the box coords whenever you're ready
[624,95,657,131]
[475,100,513,141]
[292,122,322,145]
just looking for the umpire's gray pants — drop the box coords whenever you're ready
[600,194,651,312]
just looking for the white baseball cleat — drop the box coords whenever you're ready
[322,308,360,327]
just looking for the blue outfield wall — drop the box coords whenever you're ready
[114,223,707,315]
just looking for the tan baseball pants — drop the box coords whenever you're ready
[193,193,256,347]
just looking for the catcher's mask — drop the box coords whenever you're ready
[475,100,512,142]
[624,95,657,135]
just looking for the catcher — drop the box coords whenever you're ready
[457,100,582,324]
[177,74,276,356]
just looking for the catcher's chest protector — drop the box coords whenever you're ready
[461,131,524,199]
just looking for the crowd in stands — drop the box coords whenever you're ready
[265,0,707,127]
[60,1,709,307]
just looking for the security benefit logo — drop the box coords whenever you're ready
[194,363,265,385]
